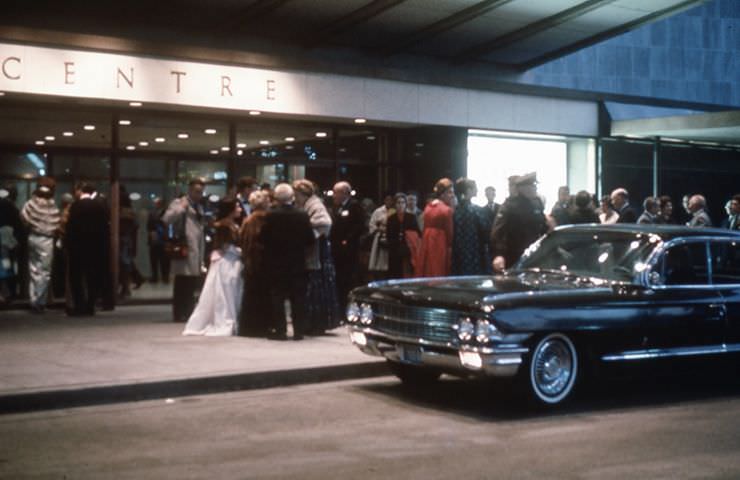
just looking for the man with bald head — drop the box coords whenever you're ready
[259,183,315,340]
[686,194,712,227]
[330,181,366,312]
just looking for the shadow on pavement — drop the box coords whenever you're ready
[354,364,740,421]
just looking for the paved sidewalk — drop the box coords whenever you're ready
[0,305,387,413]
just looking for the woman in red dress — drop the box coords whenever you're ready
[416,178,455,277]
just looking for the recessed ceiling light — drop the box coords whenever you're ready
[285,145,294,150]
[0,92,5,97]
[177,133,189,139]
[126,145,136,151]
[62,131,74,137]
[119,119,132,126]
[354,118,366,124]
[284,137,295,142]
[259,140,269,145]
[315,132,327,138]
[220,146,230,151]
[129,101,143,107]
[35,140,45,146]
[237,150,244,156]
[44,136,55,141]
[83,125,96,131]
[237,143,247,148]
[366,135,376,140]
[139,141,149,147]
[249,111,261,116]
[209,149,219,155]
[204,128,217,135]
[155,137,166,143]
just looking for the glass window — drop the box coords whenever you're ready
[658,242,709,285]
[711,241,740,284]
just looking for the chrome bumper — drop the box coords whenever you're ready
[348,326,528,378]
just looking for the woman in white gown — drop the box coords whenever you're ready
[183,196,243,336]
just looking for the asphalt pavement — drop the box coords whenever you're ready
[0,305,387,413]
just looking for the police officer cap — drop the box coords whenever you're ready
[515,172,537,186]
[508,175,521,185]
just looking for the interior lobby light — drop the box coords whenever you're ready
[35,140,45,146]
[354,118,366,124]
[63,132,74,137]
[209,149,219,155]
[249,111,261,116]
[220,146,230,151]
[126,145,136,151]
[237,150,244,156]
[366,135,376,140]
[315,132,327,138]
[259,140,269,145]
[44,136,55,141]
[0,92,5,96]
[119,119,132,126]
[139,141,149,147]
[155,137,166,143]
[83,125,96,131]
[129,101,143,107]
[284,137,295,142]
[285,145,294,150]
[204,128,217,134]
[177,133,189,139]
[237,143,247,148]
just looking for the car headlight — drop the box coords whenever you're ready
[475,319,501,343]
[457,317,475,341]
[359,303,373,325]
[346,302,360,323]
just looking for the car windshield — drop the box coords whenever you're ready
[514,229,662,282]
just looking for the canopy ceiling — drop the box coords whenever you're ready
[2,0,707,71]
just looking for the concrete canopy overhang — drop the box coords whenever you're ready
[611,110,740,146]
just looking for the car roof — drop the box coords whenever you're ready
[554,223,740,241]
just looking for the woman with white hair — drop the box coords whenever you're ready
[238,190,272,337]
[20,176,60,313]
[293,179,340,334]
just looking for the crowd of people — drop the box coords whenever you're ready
[2,171,740,337]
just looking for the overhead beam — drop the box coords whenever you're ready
[223,0,294,31]
[458,0,617,62]
[307,0,407,48]
[516,0,709,70]
[381,0,515,57]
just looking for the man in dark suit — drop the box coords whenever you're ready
[259,183,315,340]
[329,181,366,312]
[611,187,638,223]
[65,182,110,316]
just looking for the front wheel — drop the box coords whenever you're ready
[387,360,441,387]
[523,333,579,406]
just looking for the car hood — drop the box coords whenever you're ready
[353,272,614,311]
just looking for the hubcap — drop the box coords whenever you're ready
[533,339,573,397]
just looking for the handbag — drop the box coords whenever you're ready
[164,210,189,259]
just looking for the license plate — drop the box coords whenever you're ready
[399,345,422,364]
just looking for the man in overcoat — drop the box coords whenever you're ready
[163,178,206,322]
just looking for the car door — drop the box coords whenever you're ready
[710,239,740,346]
[646,240,726,350]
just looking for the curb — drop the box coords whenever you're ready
[0,361,389,414]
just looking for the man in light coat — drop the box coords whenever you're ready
[686,194,712,227]
[163,178,206,322]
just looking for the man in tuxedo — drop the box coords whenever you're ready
[65,182,110,316]
[329,181,366,312]
[611,187,638,223]
[727,194,740,230]
[259,183,315,340]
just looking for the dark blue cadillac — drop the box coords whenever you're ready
[347,225,740,406]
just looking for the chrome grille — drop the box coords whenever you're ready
[371,302,459,343]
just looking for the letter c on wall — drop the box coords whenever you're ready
[2,56,21,80]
